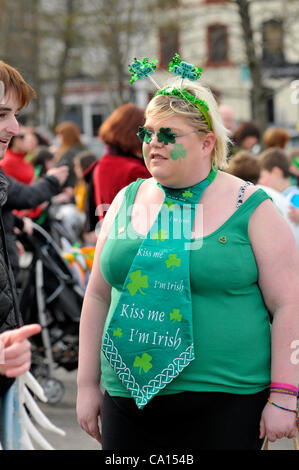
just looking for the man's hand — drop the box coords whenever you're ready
[46,165,69,186]
[52,186,74,203]
[0,324,42,377]
[22,217,33,236]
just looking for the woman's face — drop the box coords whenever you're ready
[142,114,215,187]
[23,132,38,153]
[241,136,258,150]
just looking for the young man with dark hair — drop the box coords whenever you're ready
[258,147,292,193]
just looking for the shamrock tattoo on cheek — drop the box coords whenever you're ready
[170,143,187,160]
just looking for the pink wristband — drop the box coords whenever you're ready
[270,382,298,393]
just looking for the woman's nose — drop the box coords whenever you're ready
[150,132,163,146]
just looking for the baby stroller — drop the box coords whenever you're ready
[17,222,85,404]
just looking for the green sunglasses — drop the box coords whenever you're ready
[137,126,201,145]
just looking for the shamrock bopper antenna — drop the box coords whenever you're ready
[128,57,161,89]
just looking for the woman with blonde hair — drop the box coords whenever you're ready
[77,58,298,450]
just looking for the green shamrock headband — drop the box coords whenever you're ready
[128,53,212,131]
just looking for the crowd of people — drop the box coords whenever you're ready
[1,89,298,255]
[0,103,151,249]
[220,106,299,246]
[0,59,298,452]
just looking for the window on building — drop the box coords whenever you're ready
[62,105,83,131]
[262,19,285,66]
[92,114,103,137]
[159,26,179,68]
[207,24,229,65]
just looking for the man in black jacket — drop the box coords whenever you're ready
[0,60,57,397]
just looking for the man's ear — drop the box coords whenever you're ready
[272,166,283,177]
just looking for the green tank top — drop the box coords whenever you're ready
[100,179,271,397]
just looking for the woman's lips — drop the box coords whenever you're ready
[150,153,167,161]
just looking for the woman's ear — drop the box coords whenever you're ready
[202,133,216,157]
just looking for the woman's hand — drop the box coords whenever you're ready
[259,399,298,442]
[76,384,104,444]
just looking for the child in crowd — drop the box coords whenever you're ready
[73,150,97,214]
[31,146,56,178]
[226,150,260,184]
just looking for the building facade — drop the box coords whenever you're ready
[149,0,299,131]
[47,0,299,137]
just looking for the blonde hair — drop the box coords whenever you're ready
[145,80,230,169]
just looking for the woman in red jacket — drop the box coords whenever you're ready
[92,103,151,224]
[0,134,35,184]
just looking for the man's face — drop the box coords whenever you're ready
[0,93,20,158]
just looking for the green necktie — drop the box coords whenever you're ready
[102,167,218,409]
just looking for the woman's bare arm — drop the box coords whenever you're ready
[76,186,126,442]
[249,198,299,441]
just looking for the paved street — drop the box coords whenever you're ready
[33,367,297,451]
[34,368,100,451]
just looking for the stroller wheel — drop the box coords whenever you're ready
[42,378,65,404]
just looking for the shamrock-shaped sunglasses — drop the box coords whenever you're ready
[137,126,201,145]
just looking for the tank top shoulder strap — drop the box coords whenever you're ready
[114,178,145,230]
[124,178,144,207]
[237,187,272,217]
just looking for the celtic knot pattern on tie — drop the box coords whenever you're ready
[103,332,194,409]
[102,333,145,406]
